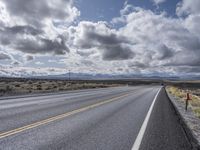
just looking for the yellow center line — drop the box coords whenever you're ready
[0,92,130,139]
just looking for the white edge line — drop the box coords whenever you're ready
[131,87,162,150]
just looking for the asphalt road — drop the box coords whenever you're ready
[0,86,192,150]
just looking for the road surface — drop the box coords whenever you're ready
[0,86,192,150]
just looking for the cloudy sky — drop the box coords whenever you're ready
[0,0,200,77]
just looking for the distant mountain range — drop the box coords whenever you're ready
[0,69,199,81]
[20,73,200,81]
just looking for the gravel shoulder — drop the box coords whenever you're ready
[166,88,200,149]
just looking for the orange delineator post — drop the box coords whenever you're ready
[185,93,192,111]
[186,93,191,100]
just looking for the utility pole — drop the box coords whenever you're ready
[68,69,71,82]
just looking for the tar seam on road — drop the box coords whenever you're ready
[0,92,131,140]
[131,87,162,150]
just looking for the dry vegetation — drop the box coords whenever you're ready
[167,86,200,118]
[0,79,121,96]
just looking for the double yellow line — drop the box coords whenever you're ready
[0,92,130,139]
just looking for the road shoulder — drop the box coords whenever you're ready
[166,88,200,150]
[139,88,192,150]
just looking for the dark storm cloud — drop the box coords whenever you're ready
[76,28,130,49]
[74,22,135,61]
[85,31,129,46]
[156,45,174,60]
[101,44,135,61]
[14,36,70,55]
[84,31,135,60]
[5,25,43,35]
[0,25,70,55]
[0,25,42,45]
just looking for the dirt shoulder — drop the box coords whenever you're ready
[166,86,200,149]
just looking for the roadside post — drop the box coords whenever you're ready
[185,93,192,111]
[68,69,71,90]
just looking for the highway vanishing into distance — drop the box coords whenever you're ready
[0,86,192,150]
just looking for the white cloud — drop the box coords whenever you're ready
[0,0,79,55]
[0,52,11,60]
[176,0,200,16]
[35,61,44,65]
[68,21,135,61]
[1,0,80,27]
[65,3,200,75]
[0,0,200,76]
[152,0,166,5]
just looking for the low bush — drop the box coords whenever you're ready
[167,86,200,118]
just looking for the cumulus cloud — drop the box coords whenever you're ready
[101,44,134,60]
[0,53,11,60]
[1,0,80,27]
[4,25,43,35]
[60,1,200,75]
[76,50,95,57]
[176,0,200,16]
[128,61,149,69]
[12,61,21,65]
[0,29,70,54]
[111,3,135,24]
[109,3,200,74]
[0,0,78,55]
[0,0,200,76]
[152,0,166,5]
[14,36,70,55]
[25,55,34,61]
[154,44,174,60]
[69,21,135,60]
[80,59,94,66]
[35,61,44,65]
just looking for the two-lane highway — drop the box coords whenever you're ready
[0,86,192,150]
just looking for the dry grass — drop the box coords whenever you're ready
[0,80,120,96]
[167,86,200,118]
